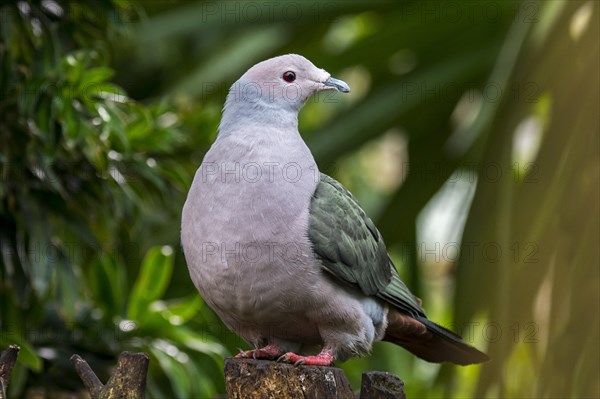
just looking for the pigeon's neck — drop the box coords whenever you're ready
[218,95,299,137]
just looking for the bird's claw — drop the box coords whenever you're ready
[277,350,334,366]
[276,354,287,363]
[276,353,300,364]
[236,344,284,360]
[277,352,302,365]
[234,348,247,359]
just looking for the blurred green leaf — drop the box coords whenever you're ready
[90,254,126,317]
[164,295,203,324]
[128,246,174,320]
[149,343,192,398]
[81,67,115,86]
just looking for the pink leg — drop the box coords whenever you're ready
[277,348,334,366]
[235,344,284,360]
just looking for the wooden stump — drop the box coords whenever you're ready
[70,351,149,399]
[225,358,354,399]
[360,371,406,399]
[0,345,20,399]
[225,358,406,399]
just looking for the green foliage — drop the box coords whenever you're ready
[0,1,218,397]
[1,0,598,398]
[128,247,175,320]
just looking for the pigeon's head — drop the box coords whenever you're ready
[230,54,350,112]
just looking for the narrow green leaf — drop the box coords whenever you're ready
[80,67,115,86]
[164,295,203,324]
[149,343,192,398]
[127,246,174,320]
[91,255,126,317]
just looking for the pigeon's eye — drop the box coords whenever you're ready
[282,71,296,83]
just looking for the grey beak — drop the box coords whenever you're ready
[323,77,350,93]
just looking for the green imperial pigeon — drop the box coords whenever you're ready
[181,54,489,366]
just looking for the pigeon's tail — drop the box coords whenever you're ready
[383,313,489,366]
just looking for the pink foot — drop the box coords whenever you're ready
[277,348,334,366]
[235,344,284,360]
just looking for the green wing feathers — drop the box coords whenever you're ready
[308,173,423,312]
[308,173,489,365]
